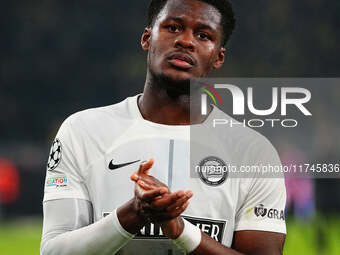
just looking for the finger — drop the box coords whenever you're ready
[131,159,154,182]
[137,179,154,190]
[185,190,194,199]
[151,190,186,208]
[137,179,169,194]
[130,171,139,181]
[152,201,190,222]
[139,186,168,201]
[167,200,190,218]
[166,195,191,212]
[131,158,156,182]
[154,195,164,200]
[140,201,164,213]
[139,193,184,214]
[137,158,154,176]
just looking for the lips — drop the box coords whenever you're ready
[167,52,195,69]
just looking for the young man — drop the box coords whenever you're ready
[41,0,286,254]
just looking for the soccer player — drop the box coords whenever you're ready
[41,0,286,254]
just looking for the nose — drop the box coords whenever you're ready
[174,30,195,51]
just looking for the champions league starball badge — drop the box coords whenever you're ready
[197,156,228,186]
[47,138,62,171]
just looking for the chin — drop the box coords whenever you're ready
[164,68,194,81]
[151,69,191,97]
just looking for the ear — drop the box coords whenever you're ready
[212,47,226,69]
[141,27,152,51]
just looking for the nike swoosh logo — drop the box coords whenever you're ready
[108,159,140,170]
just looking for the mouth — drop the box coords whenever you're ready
[167,52,195,70]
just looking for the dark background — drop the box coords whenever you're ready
[0,0,339,218]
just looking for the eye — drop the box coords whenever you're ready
[197,32,210,40]
[167,24,180,33]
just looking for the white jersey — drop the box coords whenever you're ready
[44,95,286,255]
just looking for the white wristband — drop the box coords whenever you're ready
[173,219,202,253]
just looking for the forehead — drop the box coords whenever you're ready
[155,0,222,29]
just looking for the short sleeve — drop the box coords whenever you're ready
[43,118,90,202]
[235,136,287,234]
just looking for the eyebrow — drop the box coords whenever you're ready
[165,17,216,31]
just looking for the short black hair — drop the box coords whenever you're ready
[147,0,236,47]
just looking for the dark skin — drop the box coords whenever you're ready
[130,159,192,239]
[117,0,285,254]
[139,0,223,125]
[131,159,285,255]
[117,159,193,234]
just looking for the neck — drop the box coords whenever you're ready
[137,70,211,125]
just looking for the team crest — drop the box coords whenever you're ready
[47,138,62,171]
[197,156,228,186]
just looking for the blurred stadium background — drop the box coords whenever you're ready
[0,0,339,254]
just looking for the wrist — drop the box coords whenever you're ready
[172,219,202,253]
[173,217,185,239]
[161,217,185,239]
[117,198,147,234]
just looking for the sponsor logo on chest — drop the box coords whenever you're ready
[102,213,227,243]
